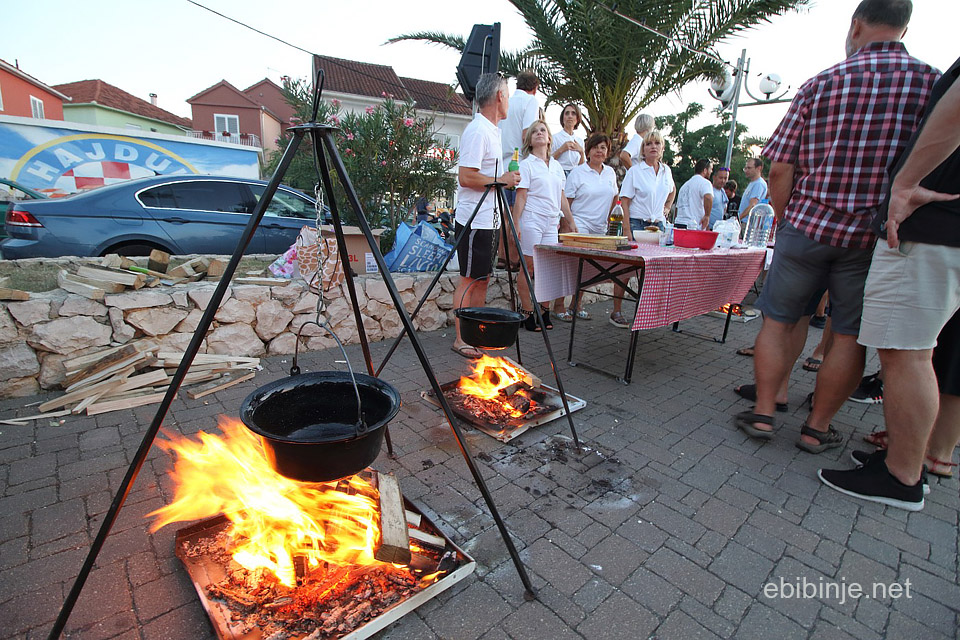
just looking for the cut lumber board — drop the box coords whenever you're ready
[168,257,209,279]
[38,373,132,412]
[85,392,167,416]
[64,352,150,392]
[0,286,31,301]
[57,270,104,300]
[0,409,71,425]
[500,356,542,389]
[234,277,290,286]
[181,370,226,385]
[186,371,255,399]
[157,352,260,366]
[97,386,169,402]
[60,270,126,294]
[112,368,170,393]
[374,472,411,564]
[148,249,170,273]
[64,343,140,385]
[72,387,113,414]
[407,527,446,550]
[76,265,146,288]
[62,339,156,373]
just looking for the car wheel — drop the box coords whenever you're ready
[104,243,166,257]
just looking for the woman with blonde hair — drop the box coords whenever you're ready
[512,120,577,331]
[610,129,675,328]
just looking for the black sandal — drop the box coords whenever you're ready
[796,423,844,453]
[522,311,541,332]
[734,383,788,412]
[540,307,553,330]
[734,411,775,440]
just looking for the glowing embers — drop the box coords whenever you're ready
[153,419,474,639]
[423,356,586,443]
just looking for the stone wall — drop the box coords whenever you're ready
[0,257,613,399]
[0,272,509,398]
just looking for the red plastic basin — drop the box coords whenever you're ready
[673,229,719,250]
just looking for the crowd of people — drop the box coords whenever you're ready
[448,0,957,512]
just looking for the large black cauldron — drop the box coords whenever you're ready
[455,307,524,350]
[240,371,401,482]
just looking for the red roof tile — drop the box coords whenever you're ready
[399,77,471,116]
[313,54,471,116]
[53,79,193,129]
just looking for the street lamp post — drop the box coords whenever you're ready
[710,48,792,167]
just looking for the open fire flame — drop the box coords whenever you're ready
[717,303,745,316]
[149,418,384,587]
[457,356,532,418]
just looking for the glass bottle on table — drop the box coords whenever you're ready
[606,199,624,236]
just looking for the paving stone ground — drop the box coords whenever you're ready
[1,298,958,639]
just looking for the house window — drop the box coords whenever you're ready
[214,114,240,136]
[30,96,45,119]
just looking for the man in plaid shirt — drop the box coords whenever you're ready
[735,0,939,452]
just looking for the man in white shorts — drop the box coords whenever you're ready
[451,73,521,359]
[820,54,960,511]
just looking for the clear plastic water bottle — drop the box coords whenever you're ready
[745,199,775,247]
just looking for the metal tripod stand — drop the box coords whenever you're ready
[48,70,561,637]
[374,178,581,448]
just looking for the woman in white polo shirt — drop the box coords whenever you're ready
[610,130,675,328]
[555,132,618,321]
[551,103,585,177]
[513,120,577,331]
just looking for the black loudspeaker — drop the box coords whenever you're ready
[456,23,501,102]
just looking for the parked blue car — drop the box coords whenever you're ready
[2,175,329,258]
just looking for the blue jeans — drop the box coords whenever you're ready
[630,218,664,233]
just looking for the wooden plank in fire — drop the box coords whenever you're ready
[374,473,411,565]
[499,356,541,389]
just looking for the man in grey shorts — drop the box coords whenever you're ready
[735,0,939,451]
[819,53,960,511]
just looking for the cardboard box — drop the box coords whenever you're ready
[320,225,384,275]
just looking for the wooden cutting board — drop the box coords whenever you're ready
[559,233,631,250]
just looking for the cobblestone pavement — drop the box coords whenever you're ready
[1,300,958,639]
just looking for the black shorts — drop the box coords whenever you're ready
[934,311,960,396]
[456,222,497,279]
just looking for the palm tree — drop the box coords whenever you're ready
[389,0,808,143]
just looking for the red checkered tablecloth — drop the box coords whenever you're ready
[533,243,766,331]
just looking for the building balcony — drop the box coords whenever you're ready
[188,130,262,148]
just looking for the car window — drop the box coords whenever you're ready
[250,186,317,220]
[168,182,252,213]
[139,185,178,208]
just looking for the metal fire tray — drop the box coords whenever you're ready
[174,499,475,640]
[421,381,586,443]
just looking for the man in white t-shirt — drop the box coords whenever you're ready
[675,159,715,230]
[452,73,520,359]
[499,71,540,206]
[738,157,768,219]
[708,166,730,229]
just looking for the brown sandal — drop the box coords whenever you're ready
[925,455,957,478]
[863,430,888,448]
[734,411,774,440]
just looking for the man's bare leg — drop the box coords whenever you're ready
[750,317,800,428]
[801,334,865,444]
[453,276,489,353]
[882,348,939,486]
[925,393,960,467]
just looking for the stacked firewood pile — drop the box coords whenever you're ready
[55,250,288,301]
[0,340,258,425]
